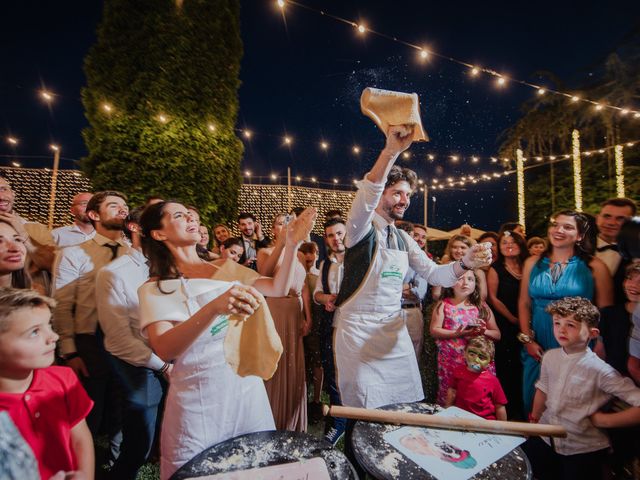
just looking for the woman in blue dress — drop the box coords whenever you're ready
[518,210,613,415]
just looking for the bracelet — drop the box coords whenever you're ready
[158,362,170,374]
[517,332,535,344]
[458,258,473,271]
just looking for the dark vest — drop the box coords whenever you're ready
[335,225,408,306]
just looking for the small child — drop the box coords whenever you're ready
[525,297,640,480]
[430,270,501,405]
[0,288,94,480]
[445,336,507,420]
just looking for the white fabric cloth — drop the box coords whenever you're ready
[138,277,275,480]
[51,224,96,247]
[335,239,422,408]
[313,255,344,304]
[95,248,163,370]
[595,236,622,276]
[346,175,458,286]
[536,347,640,455]
[52,233,130,355]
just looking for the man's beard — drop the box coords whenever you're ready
[383,202,406,220]
[241,230,254,238]
[330,244,345,254]
[101,218,125,231]
[76,214,91,224]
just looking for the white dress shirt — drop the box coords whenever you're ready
[51,223,96,247]
[346,175,458,287]
[313,255,344,303]
[537,347,640,455]
[595,236,621,276]
[52,233,130,355]
[95,248,164,370]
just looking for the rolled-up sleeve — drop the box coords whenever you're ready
[96,268,163,370]
[345,175,385,248]
[407,234,458,287]
[52,248,81,355]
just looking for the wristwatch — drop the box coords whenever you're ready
[458,258,473,271]
[517,332,534,344]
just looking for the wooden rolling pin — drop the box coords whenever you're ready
[322,404,566,438]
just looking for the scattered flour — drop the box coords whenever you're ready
[380,452,402,477]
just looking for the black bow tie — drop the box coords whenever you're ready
[597,244,618,253]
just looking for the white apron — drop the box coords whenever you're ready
[333,235,424,408]
[158,279,275,480]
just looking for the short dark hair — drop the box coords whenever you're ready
[324,217,346,231]
[238,212,256,222]
[600,197,636,216]
[385,165,418,191]
[299,241,318,255]
[546,297,600,328]
[395,220,414,234]
[325,209,343,220]
[290,206,305,217]
[478,231,499,243]
[86,191,127,226]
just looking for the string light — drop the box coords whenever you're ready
[207,123,216,132]
[11,161,20,167]
[284,136,292,145]
[40,90,54,103]
[101,103,113,113]
[157,114,168,123]
[427,154,435,160]
[572,129,583,211]
[321,142,329,150]
[244,170,251,177]
[402,152,410,159]
[615,145,624,197]
[7,137,18,146]
[270,173,277,180]
[274,2,640,116]
[50,144,60,152]
[277,0,285,7]
[352,146,360,154]
[419,49,429,59]
[333,178,338,184]
[243,130,252,139]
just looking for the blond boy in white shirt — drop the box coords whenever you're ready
[525,297,640,480]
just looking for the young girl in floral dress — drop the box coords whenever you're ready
[430,270,501,405]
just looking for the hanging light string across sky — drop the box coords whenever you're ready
[275,0,640,118]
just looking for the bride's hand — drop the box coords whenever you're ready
[286,207,318,246]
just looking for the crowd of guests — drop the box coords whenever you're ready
[0,165,639,480]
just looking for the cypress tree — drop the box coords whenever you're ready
[82,0,243,224]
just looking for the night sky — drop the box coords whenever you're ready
[1,0,638,229]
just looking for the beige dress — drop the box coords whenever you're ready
[263,257,308,431]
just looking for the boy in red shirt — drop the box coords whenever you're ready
[445,336,507,420]
[0,288,94,479]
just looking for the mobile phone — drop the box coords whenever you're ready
[284,214,293,225]
[464,323,481,330]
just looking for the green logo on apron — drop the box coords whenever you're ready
[210,315,229,337]
[381,265,403,279]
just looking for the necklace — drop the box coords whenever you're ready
[504,262,522,280]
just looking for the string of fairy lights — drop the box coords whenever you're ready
[274,0,640,118]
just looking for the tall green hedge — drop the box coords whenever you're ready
[82,0,243,225]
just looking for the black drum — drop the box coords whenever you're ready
[351,402,532,479]
[171,430,358,479]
